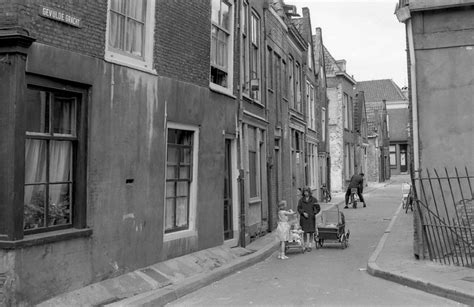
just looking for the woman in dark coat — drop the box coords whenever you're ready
[297,187,321,251]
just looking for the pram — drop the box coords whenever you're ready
[285,225,306,254]
[315,205,349,249]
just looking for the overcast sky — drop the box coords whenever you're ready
[289,0,408,87]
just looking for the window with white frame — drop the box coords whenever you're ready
[306,143,318,189]
[211,0,234,91]
[295,62,302,112]
[306,81,315,130]
[343,93,349,129]
[241,0,249,95]
[105,0,155,71]
[288,57,294,106]
[165,126,198,234]
[247,126,264,200]
[389,145,397,167]
[241,8,260,101]
[344,143,351,180]
[307,42,313,70]
[321,107,326,142]
[349,96,353,131]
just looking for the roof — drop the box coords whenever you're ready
[357,79,407,103]
[323,46,340,76]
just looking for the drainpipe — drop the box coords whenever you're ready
[407,19,419,176]
[237,0,246,248]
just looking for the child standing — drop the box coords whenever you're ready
[276,200,295,259]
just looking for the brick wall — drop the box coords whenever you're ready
[155,0,210,87]
[15,0,106,58]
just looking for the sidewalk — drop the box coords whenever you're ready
[40,182,474,306]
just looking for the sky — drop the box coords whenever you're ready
[289,0,408,87]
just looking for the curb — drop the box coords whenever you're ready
[107,240,280,306]
[366,203,474,306]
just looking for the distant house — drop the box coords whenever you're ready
[364,99,390,183]
[357,79,409,175]
[323,47,360,192]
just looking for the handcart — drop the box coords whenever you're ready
[315,205,349,249]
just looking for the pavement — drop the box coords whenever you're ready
[39,180,474,307]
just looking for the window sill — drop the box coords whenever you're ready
[209,83,236,99]
[163,229,197,242]
[0,228,92,250]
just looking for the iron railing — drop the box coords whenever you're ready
[412,167,473,267]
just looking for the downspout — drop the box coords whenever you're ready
[407,18,419,176]
[237,0,246,248]
[406,15,427,259]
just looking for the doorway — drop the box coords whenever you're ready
[224,139,233,240]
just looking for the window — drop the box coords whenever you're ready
[165,127,199,233]
[288,57,294,107]
[241,1,249,95]
[344,143,350,180]
[390,145,397,167]
[247,126,264,200]
[306,143,318,189]
[321,107,326,142]
[295,62,302,112]
[282,60,287,99]
[241,9,260,101]
[307,42,313,70]
[267,47,273,91]
[306,82,315,130]
[343,93,349,129]
[105,0,155,72]
[211,0,234,93]
[24,86,85,234]
[349,96,353,130]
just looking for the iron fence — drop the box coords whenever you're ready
[412,167,473,267]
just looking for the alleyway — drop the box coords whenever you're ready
[166,176,463,306]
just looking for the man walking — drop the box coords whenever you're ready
[344,173,367,209]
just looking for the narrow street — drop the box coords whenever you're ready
[167,177,463,306]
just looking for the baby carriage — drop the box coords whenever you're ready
[285,224,306,254]
[315,205,350,249]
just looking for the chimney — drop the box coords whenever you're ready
[336,59,346,72]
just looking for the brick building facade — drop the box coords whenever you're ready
[0,1,328,304]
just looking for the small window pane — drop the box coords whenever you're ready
[166,182,175,197]
[24,185,46,230]
[221,2,230,30]
[49,141,72,182]
[126,20,144,57]
[167,147,179,164]
[249,151,257,197]
[177,182,189,197]
[182,148,192,163]
[109,12,125,49]
[176,197,188,227]
[25,90,50,133]
[165,198,175,230]
[211,0,220,24]
[53,96,76,135]
[111,0,126,13]
[48,183,72,226]
[167,166,176,179]
[25,139,47,184]
[128,0,146,21]
[179,166,190,179]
